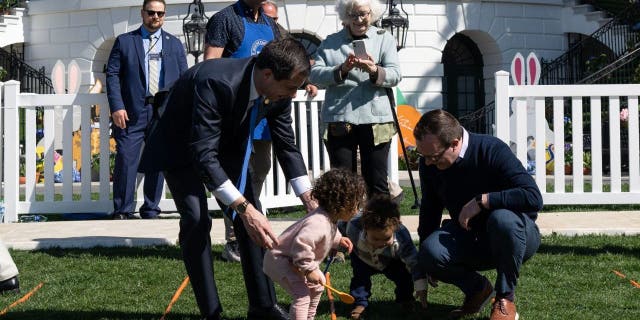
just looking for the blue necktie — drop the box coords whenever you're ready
[231,97,262,220]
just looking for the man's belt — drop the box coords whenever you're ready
[144,96,154,105]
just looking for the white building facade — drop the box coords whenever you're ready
[3,0,609,114]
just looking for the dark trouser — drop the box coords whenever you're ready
[164,166,221,318]
[164,165,278,318]
[349,252,414,307]
[112,107,163,217]
[324,123,390,196]
[418,209,540,297]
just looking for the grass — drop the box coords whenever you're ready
[1,235,639,319]
[5,186,640,318]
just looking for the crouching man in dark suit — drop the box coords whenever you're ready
[140,38,317,320]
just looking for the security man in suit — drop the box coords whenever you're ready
[106,0,188,219]
[140,38,317,320]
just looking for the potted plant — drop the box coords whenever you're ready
[583,151,592,175]
[564,142,573,175]
[19,161,25,184]
[0,0,17,15]
[91,152,116,181]
[0,66,7,82]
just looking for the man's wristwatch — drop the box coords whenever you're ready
[475,194,486,210]
[235,199,250,215]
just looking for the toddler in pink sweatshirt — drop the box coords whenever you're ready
[264,168,366,320]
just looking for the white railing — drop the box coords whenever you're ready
[10,70,638,220]
[495,71,640,204]
[0,80,399,223]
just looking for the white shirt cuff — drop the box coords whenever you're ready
[213,180,243,206]
[290,175,312,196]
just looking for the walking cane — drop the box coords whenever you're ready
[385,87,420,209]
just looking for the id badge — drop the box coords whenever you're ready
[149,53,161,60]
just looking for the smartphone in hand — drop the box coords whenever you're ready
[352,40,368,59]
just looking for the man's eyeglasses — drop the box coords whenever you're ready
[348,10,370,20]
[145,10,165,17]
[417,145,450,163]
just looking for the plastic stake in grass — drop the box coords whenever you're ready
[160,276,190,320]
[0,282,44,317]
[612,270,640,289]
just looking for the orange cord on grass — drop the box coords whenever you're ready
[612,270,640,289]
[325,272,337,320]
[160,276,190,320]
[0,282,44,317]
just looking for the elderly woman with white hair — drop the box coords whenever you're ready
[310,0,402,203]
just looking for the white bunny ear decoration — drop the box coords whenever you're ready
[67,59,81,94]
[51,60,66,94]
[526,52,541,86]
[510,53,525,86]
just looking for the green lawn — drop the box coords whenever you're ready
[1,235,639,319]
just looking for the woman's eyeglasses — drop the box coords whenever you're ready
[348,11,370,20]
[145,10,165,17]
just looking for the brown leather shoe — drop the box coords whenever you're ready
[448,277,495,318]
[490,298,519,320]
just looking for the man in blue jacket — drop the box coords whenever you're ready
[106,0,187,219]
[414,109,542,320]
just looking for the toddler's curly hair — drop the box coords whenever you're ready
[361,194,401,231]
[311,168,366,221]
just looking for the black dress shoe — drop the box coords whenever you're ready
[0,276,20,295]
[112,213,131,220]
[247,304,289,320]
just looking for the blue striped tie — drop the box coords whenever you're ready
[231,97,262,220]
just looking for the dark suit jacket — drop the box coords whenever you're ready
[140,57,307,192]
[106,27,188,124]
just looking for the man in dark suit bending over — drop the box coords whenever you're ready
[140,38,316,320]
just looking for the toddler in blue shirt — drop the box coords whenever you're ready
[346,195,428,319]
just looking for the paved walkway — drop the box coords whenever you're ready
[1,211,639,250]
[2,170,639,250]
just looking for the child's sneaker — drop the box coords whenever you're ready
[333,251,346,263]
[351,305,366,320]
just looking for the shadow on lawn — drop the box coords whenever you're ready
[3,307,488,320]
[34,245,232,263]
[320,300,468,320]
[538,243,640,257]
[2,302,483,320]
[0,310,239,320]
[36,245,184,260]
[29,236,177,250]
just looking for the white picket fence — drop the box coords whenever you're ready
[3,71,640,222]
[495,71,640,204]
[0,80,399,223]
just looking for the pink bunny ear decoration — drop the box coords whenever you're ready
[526,52,541,86]
[67,60,81,94]
[510,53,525,86]
[51,60,66,94]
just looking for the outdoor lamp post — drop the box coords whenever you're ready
[380,0,409,50]
[182,0,209,63]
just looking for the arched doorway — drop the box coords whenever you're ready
[442,33,485,124]
[290,32,320,59]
